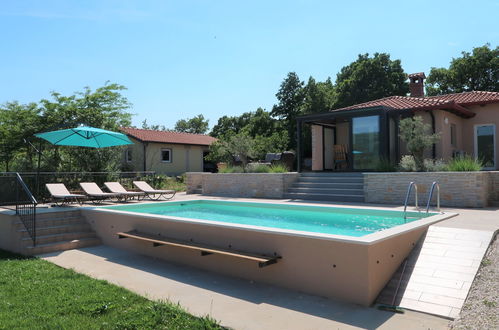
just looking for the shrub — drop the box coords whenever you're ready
[218,166,244,173]
[248,164,271,173]
[446,156,483,171]
[375,158,397,172]
[398,155,417,172]
[423,159,447,172]
[269,164,289,173]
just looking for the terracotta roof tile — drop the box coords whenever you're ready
[330,91,499,118]
[120,127,217,146]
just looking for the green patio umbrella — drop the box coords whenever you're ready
[34,125,132,148]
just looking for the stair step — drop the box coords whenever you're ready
[284,193,365,202]
[293,182,364,189]
[287,187,364,195]
[300,172,364,177]
[24,237,102,255]
[18,223,91,237]
[15,216,85,228]
[22,231,98,245]
[36,210,81,220]
[297,177,364,183]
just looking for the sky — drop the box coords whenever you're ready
[0,0,498,130]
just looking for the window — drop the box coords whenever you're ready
[125,149,132,163]
[161,148,172,163]
[352,115,380,169]
[450,123,457,147]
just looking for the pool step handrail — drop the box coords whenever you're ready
[426,182,440,213]
[403,182,418,221]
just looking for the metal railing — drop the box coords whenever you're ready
[426,182,440,213]
[0,172,38,245]
[403,182,418,221]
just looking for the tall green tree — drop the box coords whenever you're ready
[174,114,209,134]
[426,44,499,96]
[271,72,305,149]
[0,102,40,171]
[333,53,408,109]
[301,77,335,114]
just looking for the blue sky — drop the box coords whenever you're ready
[1,0,497,130]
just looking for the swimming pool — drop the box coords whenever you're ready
[84,199,455,305]
[104,200,434,237]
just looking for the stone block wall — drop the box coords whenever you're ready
[364,172,490,208]
[489,171,499,203]
[186,172,300,199]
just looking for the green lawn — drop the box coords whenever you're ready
[0,249,222,329]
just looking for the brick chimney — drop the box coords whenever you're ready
[408,72,426,97]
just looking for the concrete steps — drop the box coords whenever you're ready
[18,209,101,256]
[284,172,365,203]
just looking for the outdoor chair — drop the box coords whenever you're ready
[133,181,176,200]
[333,144,349,170]
[79,182,121,204]
[46,183,85,206]
[104,182,145,201]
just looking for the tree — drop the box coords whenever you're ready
[301,77,335,114]
[426,44,499,96]
[399,117,440,171]
[174,114,209,134]
[271,72,305,149]
[333,53,408,109]
[0,83,132,173]
[206,132,257,170]
[141,119,166,131]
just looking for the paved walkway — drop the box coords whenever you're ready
[41,246,449,330]
[376,226,494,318]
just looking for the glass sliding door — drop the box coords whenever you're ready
[352,115,380,170]
[475,124,496,169]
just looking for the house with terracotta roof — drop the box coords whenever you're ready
[120,127,217,175]
[296,73,499,171]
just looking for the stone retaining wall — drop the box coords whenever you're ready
[186,172,300,198]
[364,172,496,208]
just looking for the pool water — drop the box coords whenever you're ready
[103,200,433,237]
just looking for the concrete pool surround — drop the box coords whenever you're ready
[81,199,456,306]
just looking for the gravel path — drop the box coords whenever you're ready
[451,233,498,329]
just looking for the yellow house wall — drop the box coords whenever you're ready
[311,125,323,171]
[123,137,208,175]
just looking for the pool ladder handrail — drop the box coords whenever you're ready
[426,182,440,213]
[403,182,418,221]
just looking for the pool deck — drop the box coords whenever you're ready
[38,193,499,329]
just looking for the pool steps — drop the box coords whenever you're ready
[284,172,365,203]
[15,209,101,255]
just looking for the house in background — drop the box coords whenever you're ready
[297,73,499,171]
[120,127,217,175]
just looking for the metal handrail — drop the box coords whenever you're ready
[426,182,440,213]
[403,182,418,221]
[1,172,38,245]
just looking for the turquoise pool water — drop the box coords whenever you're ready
[103,200,434,237]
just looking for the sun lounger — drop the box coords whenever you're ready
[46,183,85,206]
[79,182,121,204]
[104,182,145,201]
[133,181,176,200]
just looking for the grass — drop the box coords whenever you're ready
[218,163,290,173]
[446,155,483,171]
[0,249,222,329]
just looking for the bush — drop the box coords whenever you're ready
[399,155,417,171]
[423,159,447,172]
[446,156,483,171]
[269,164,289,173]
[218,166,244,173]
[375,158,397,172]
[248,164,271,173]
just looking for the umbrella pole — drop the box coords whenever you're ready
[36,141,42,199]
